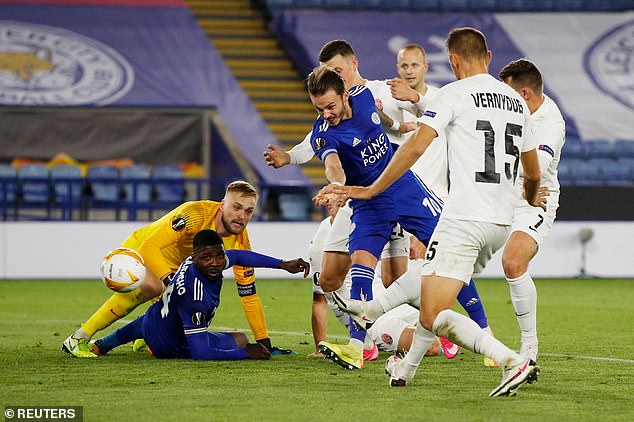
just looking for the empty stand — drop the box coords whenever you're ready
[187,0,325,187]
[86,165,122,219]
[121,164,153,220]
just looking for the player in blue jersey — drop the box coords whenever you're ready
[307,65,443,369]
[91,230,310,360]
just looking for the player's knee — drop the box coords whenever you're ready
[502,252,527,279]
[419,310,436,332]
[318,272,343,292]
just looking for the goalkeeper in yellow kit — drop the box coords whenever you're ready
[63,181,288,357]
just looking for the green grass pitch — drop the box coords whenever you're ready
[1,278,633,421]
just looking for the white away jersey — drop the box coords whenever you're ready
[519,94,566,209]
[420,73,533,224]
[367,80,449,199]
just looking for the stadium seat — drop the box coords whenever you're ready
[600,161,632,187]
[571,160,603,186]
[17,164,51,219]
[0,164,17,220]
[121,164,152,220]
[614,139,634,159]
[562,141,585,159]
[18,164,50,203]
[153,164,186,208]
[86,165,122,219]
[583,139,614,159]
[50,164,83,220]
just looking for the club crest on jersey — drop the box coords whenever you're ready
[312,137,326,151]
[381,333,393,345]
[371,112,381,125]
[172,217,186,231]
[192,311,206,325]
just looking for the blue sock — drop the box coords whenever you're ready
[349,264,374,342]
[457,279,489,329]
[96,314,145,354]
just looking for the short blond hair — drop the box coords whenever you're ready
[226,180,257,198]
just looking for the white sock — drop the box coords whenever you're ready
[327,301,351,330]
[73,328,90,340]
[398,321,435,380]
[377,265,422,314]
[433,309,522,367]
[507,272,537,340]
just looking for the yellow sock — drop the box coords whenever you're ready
[81,289,146,338]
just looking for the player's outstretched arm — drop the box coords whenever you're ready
[280,258,310,277]
[263,144,291,168]
[263,132,314,168]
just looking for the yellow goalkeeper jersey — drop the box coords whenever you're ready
[120,200,268,340]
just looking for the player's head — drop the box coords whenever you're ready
[397,44,428,90]
[319,40,358,89]
[499,58,544,98]
[220,180,257,235]
[445,27,491,79]
[192,229,226,279]
[307,64,349,127]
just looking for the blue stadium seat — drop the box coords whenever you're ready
[18,164,50,203]
[614,139,634,159]
[601,161,632,187]
[572,160,603,186]
[50,164,83,203]
[121,164,152,204]
[153,164,185,206]
[0,164,17,220]
[87,165,120,202]
[583,139,614,159]
[0,164,17,202]
[562,141,585,159]
[121,164,152,220]
[50,164,83,220]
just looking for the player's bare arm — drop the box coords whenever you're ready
[280,258,311,277]
[520,148,545,210]
[334,123,437,200]
[387,77,420,103]
[263,144,291,168]
[314,153,347,207]
[376,105,415,134]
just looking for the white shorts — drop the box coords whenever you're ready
[367,304,418,352]
[511,203,556,246]
[421,218,510,284]
[324,202,409,258]
[312,272,352,296]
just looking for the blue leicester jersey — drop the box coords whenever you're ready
[310,85,393,187]
[142,255,225,358]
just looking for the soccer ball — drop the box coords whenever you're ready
[100,248,146,293]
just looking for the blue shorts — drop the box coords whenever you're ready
[349,171,442,259]
[206,332,238,351]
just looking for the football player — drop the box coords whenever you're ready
[91,230,309,360]
[62,181,292,357]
